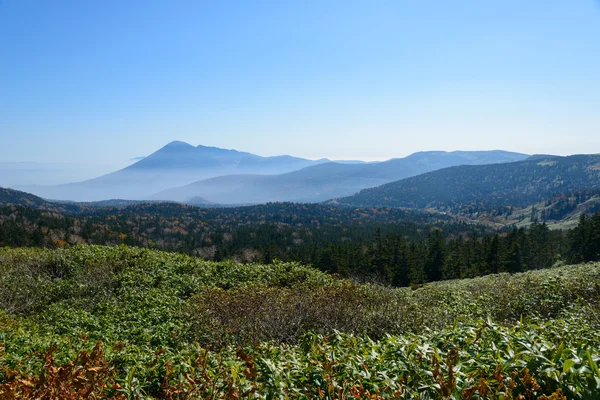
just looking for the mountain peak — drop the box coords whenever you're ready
[163,141,194,150]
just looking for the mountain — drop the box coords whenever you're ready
[0,187,52,208]
[21,141,329,201]
[332,154,600,218]
[1,186,215,216]
[154,150,529,204]
[0,187,86,214]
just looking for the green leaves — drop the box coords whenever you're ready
[587,350,600,378]
[563,359,576,373]
[0,245,599,398]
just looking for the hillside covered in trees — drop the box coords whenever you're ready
[2,193,600,286]
[333,155,600,219]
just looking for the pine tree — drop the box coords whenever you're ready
[425,230,445,282]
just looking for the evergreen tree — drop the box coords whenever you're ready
[425,230,445,282]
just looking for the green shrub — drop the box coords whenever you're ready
[0,245,598,398]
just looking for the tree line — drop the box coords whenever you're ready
[1,204,599,286]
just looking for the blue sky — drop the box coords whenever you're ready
[1,0,600,165]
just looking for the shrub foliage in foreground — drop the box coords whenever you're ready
[0,245,599,398]
[2,320,599,399]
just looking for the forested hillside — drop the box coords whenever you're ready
[0,187,170,213]
[0,202,467,270]
[334,155,600,216]
[2,198,600,286]
[0,187,79,213]
[458,191,600,230]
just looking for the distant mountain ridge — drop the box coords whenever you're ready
[22,141,330,201]
[0,187,51,208]
[332,154,600,213]
[0,186,206,213]
[0,187,86,214]
[128,141,328,171]
[154,150,529,204]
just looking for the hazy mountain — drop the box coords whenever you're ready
[154,150,529,204]
[332,154,600,212]
[21,141,329,201]
[331,160,380,165]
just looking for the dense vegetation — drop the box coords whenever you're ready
[0,187,79,213]
[2,178,600,398]
[2,199,600,287]
[3,157,600,288]
[0,245,599,398]
[0,201,472,272]
[334,155,600,214]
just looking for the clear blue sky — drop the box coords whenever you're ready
[1,0,599,163]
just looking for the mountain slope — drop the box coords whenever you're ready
[1,186,202,214]
[22,141,329,201]
[0,187,51,208]
[154,150,529,204]
[0,187,86,213]
[333,154,600,213]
